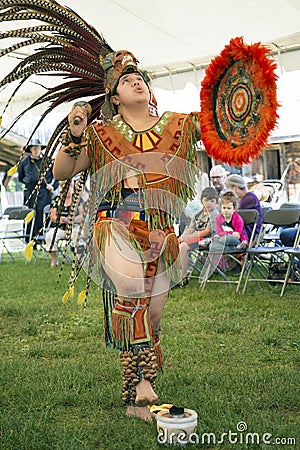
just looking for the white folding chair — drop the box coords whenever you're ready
[0,206,35,261]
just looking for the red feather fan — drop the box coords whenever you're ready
[200,36,279,166]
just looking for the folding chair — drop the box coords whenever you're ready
[1,206,29,217]
[261,206,273,218]
[259,202,300,247]
[187,209,259,289]
[279,202,300,210]
[237,208,300,295]
[262,202,300,245]
[280,222,300,296]
[0,206,35,261]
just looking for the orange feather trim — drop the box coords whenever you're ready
[200,36,279,166]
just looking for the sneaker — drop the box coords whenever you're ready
[199,237,211,249]
[235,241,248,252]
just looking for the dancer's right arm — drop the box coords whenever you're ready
[53,104,91,180]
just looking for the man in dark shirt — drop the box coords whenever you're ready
[18,138,58,238]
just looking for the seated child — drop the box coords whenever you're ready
[210,191,248,253]
[179,187,219,279]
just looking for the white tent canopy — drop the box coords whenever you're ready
[1,0,300,89]
[0,0,300,141]
[63,0,300,82]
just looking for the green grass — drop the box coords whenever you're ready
[0,258,299,449]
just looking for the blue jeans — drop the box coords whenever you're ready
[280,227,297,246]
[210,234,240,253]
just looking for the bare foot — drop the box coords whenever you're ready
[126,405,152,423]
[135,378,158,407]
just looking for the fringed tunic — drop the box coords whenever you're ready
[86,111,200,355]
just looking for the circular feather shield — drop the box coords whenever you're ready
[200,37,279,166]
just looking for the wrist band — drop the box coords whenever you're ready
[70,133,83,144]
[59,127,87,160]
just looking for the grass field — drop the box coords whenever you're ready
[0,257,299,449]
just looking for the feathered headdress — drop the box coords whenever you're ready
[0,0,113,145]
[0,0,158,165]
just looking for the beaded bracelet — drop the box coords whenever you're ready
[59,127,87,160]
[70,133,83,144]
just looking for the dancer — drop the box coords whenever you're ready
[53,57,201,422]
[0,1,278,423]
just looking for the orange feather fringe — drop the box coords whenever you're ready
[200,36,279,166]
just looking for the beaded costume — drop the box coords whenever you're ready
[85,111,200,387]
